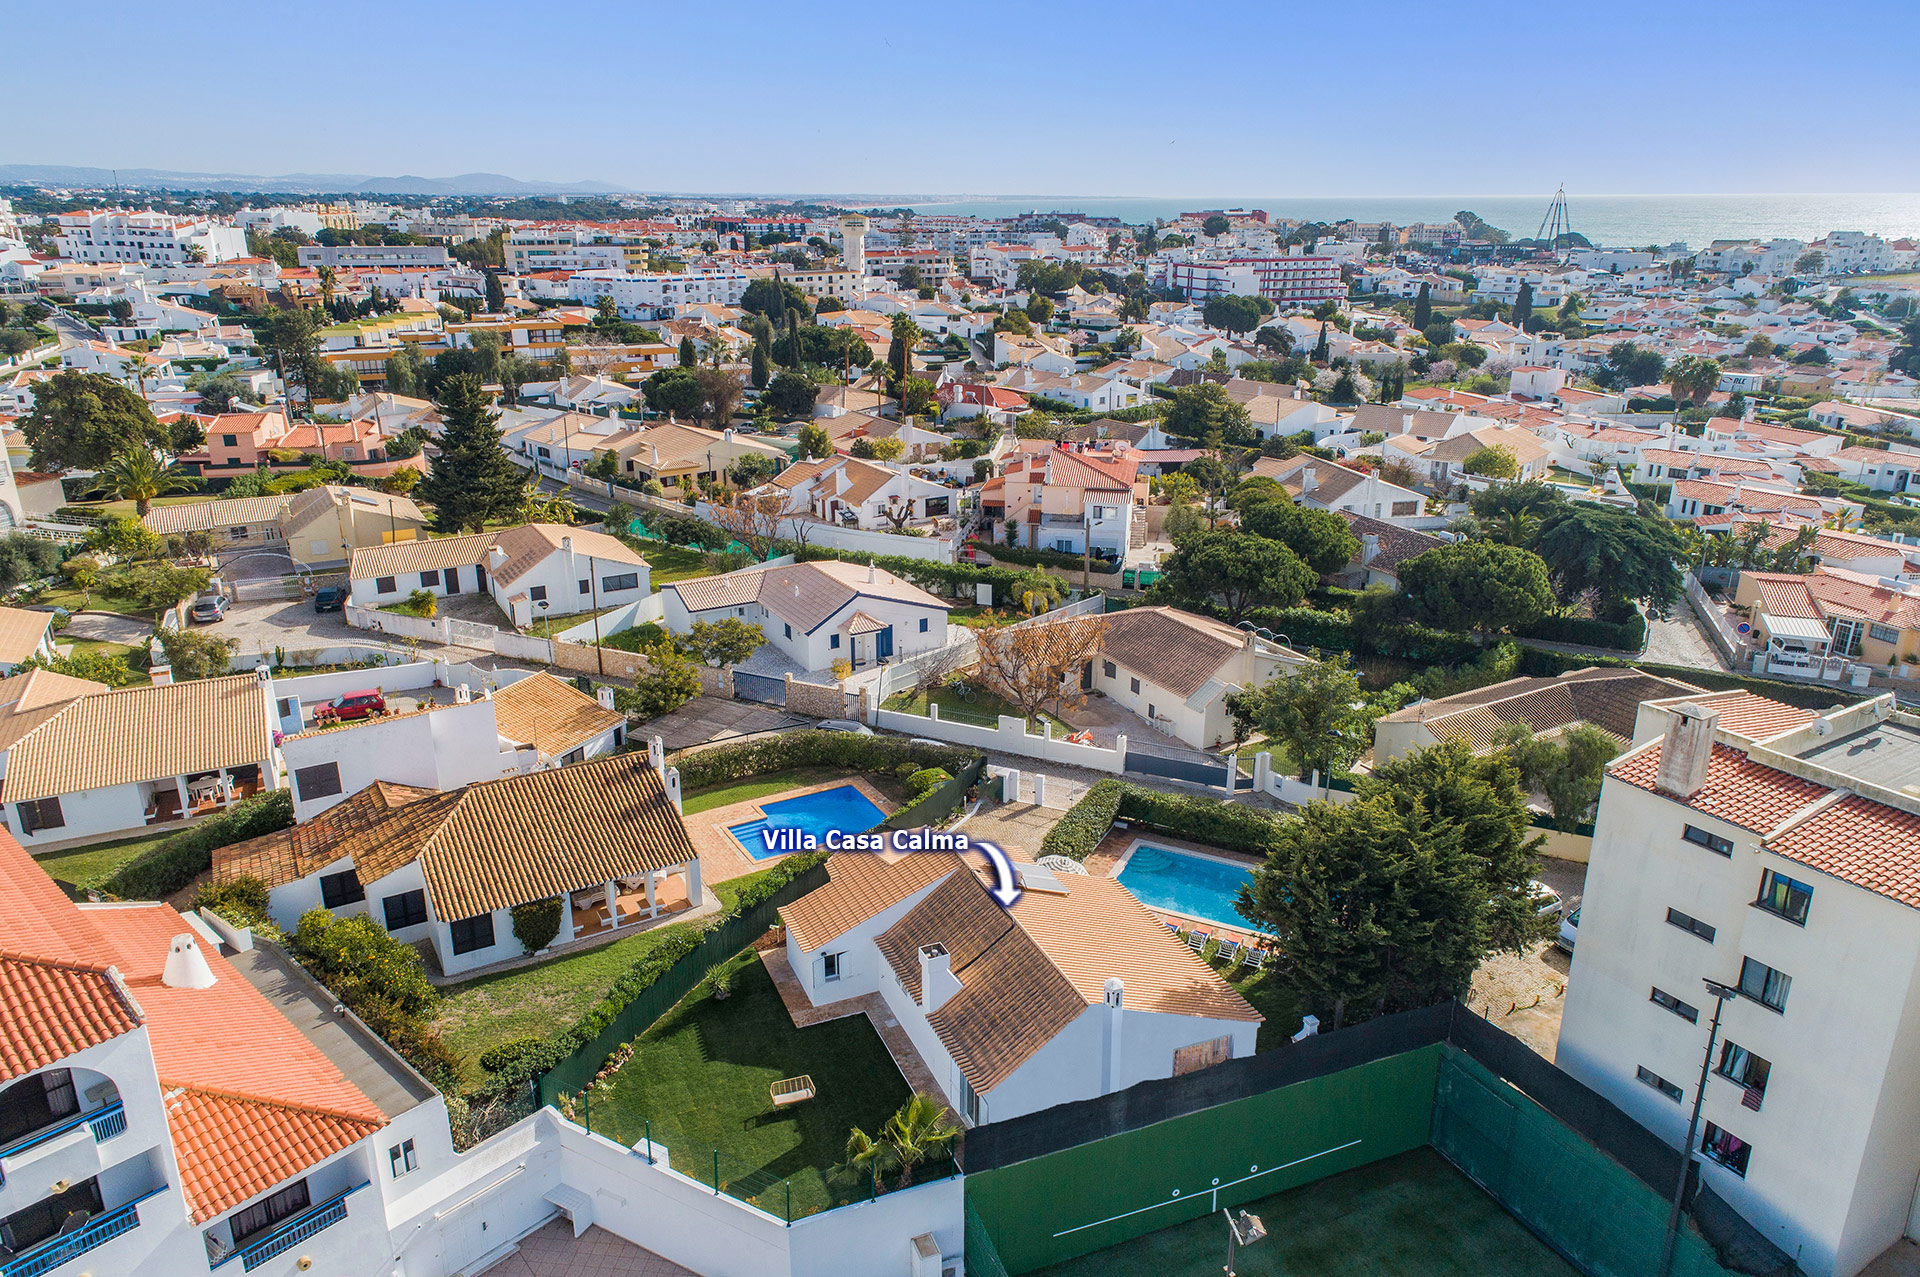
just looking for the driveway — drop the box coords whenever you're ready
[1643,593,1729,671]
[1466,855,1586,1060]
[61,611,153,645]
[646,696,808,752]
[211,596,392,658]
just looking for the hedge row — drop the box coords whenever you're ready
[476,847,833,1099]
[1515,611,1648,652]
[1039,779,1292,863]
[673,730,978,791]
[100,789,294,899]
[1513,647,1863,711]
[1230,604,1485,667]
[984,543,1092,570]
[290,907,456,1086]
[793,546,1040,607]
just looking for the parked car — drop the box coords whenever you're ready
[1529,880,1563,918]
[312,587,345,613]
[189,593,228,624]
[1557,906,1581,953]
[316,690,387,724]
[816,720,873,735]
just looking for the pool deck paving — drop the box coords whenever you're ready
[684,774,896,886]
[1086,827,1272,951]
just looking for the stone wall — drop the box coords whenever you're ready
[783,674,846,719]
[551,639,654,680]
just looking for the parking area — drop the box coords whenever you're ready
[61,611,153,645]
[1466,855,1586,1060]
[284,683,465,731]
[645,696,808,751]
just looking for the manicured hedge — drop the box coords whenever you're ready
[983,543,1090,570]
[101,789,294,900]
[673,730,977,790]
[1039,779,1291,862]
[1038,778,1125,861]
[1516,611,1648,652]
[794,546,1038,606]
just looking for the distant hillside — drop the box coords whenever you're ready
[0,165,623,196]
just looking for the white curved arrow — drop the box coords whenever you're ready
[972,838,1022,910]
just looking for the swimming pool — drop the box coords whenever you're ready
[727,784,887,860]
[1114,844,1257,929]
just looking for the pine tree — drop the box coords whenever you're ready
[678,336,696,367]
[484,270,506,313]
[416,374,525,533]
[1411,281,1431,331]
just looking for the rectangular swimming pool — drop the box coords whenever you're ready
[1114,844,1257,930]
[727,784,887,860]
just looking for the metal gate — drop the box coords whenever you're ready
[1124,742,1230,788]
[732,670,787,706]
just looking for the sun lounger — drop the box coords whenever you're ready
[1185,930,1211,953]
[1241,947,1267,972]
[770,1075,816,1107]
[1215,938,1241,965]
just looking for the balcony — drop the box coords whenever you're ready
[212,1182,368,1271]
[0,1101,128,1194]
[0,1185,166,1277]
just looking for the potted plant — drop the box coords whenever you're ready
[708,962,733,1001]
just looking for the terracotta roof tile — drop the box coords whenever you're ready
[780,852,963,952]
[0,608,50,666]
[1609,741,1832,833]
[165,1089,382,1223]
[1767,796,1920,909]
[0,954,143,1082]
[347,530,495,581]
[491,672,625,759]
[1655,690,1815,741]
[1384,669,1702,752]
[1098,606,1244,699]
[0,674,274,803]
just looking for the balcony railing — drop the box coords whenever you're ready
[213,1182,368,1271]
[0,1101,128,1184]
[0,1185,167,1277]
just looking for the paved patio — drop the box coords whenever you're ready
[480,1219,695,1277]
[645,696,805,751]
[59,610,153,644]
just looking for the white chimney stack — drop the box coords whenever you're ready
[664,765,682,814]
[1101,976,1125,1094]
[1362,533,1380,565]
[919,944,961,1013]
[149,663,173,686]
[162,933,217,989]
[489,545,508,569]
[1301,466,1317,494]
[597,687,616,711]
[1655,704,1721,799]
[456,683,471,704]
[867,559,877,583]
[648,734,665,774]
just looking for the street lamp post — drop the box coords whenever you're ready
[1659,978,1739,1277]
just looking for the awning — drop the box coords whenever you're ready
[1758,613,1831,647]
[844,612,890,636]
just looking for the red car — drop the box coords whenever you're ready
[316,690,386,724]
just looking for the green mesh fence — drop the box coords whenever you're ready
[966,1198,1014,1277]
[1433,1047,1738,1277]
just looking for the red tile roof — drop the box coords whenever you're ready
[1679,691,1816,741]
[88,903,384,1222]
[1609,741,1831,833]
[1768,796,1920,910]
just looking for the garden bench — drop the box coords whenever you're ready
[769,1075,816,1107]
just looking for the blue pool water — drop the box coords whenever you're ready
[1116,846,1256,929]
[727,785,887,859]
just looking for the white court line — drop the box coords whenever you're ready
[1051,1139,1363,1238]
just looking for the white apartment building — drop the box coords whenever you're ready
[1162,253,1342,306]
[55,210,247,265]
[566,269,753,319]
[1560,691,1920,1277]
[505,226,629,274]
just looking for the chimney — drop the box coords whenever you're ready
[149,663,173,686]
[1362,533,1380,564]
[597,686,616,711]
[254,663,271,686]
[561,535,573,554]
[1655,704,1721,799]
[867,559,877,583]
[162,933,217,989]
[489,545,507,569]
[1402,413,1414,433]
[919,944,961,1013]
[648,734,665,775]
[664,765,683,814]
[455,682,472,704]
[1101,977,1125,1094]
[1300,466,1316,494]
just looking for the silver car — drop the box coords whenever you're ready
[189,593,228,624]
[1557,905,1581,952]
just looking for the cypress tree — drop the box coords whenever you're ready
[1312,322,1330,362]
[1412,281,1431,331]
[750,344,770,390]
[484,269,506,313]
[1514,282,1534,327]
[416,374,525,532]
[678,336,697,367]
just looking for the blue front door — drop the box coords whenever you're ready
[875,626,894,660]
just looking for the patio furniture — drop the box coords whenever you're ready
[1241,947,1268,972]
[1185,930,1211,953]
[1163,921,1180,936]
[769,1075,816,1107]
[187,776,223,803]
[1215,938,1241,965]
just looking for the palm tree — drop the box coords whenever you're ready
[1487,509,1538,548]
[844,1126,901,1188]
[873,1094,960,1190]
[99,446,195,517]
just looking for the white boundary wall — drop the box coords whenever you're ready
[873,706,1128,773]
[383,1108,963,1277]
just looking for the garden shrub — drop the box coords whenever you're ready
[478,1036,552,1075]
[1039,778,1125,861]
[102,789,294,899]
[289,908,453,1086]
[511,899,563,953]
[904,767,950,806]
[672,731,975,791]
[192,875,274,933]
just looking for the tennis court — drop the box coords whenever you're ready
[1028,1148,1579,1277]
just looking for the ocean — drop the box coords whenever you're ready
[874,193,1920,249]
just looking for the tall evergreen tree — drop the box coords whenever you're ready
[750,343,770,390]
[677,336,697,367]
[416,374,524,532]
[483,269,506,313]
[1311,322,1330,362]
[1513,281,1533,327]
[1411,281,1431,331]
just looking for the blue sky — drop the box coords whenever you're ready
[6,0,1915,197]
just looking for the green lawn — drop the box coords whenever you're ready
[1030,1147,1578,1277]
[34,579,162,619]
[644,544,716,588]
[590,947,915,1219]
[946,605,1019,629]
[32,831,174,891]
[1199,946,1303,1053]
[435,869,775,1087]
[681,766,858,816]
[528,604,626,639]
[883,684,1071,735]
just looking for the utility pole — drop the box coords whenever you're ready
[1659,979,1739,1277]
